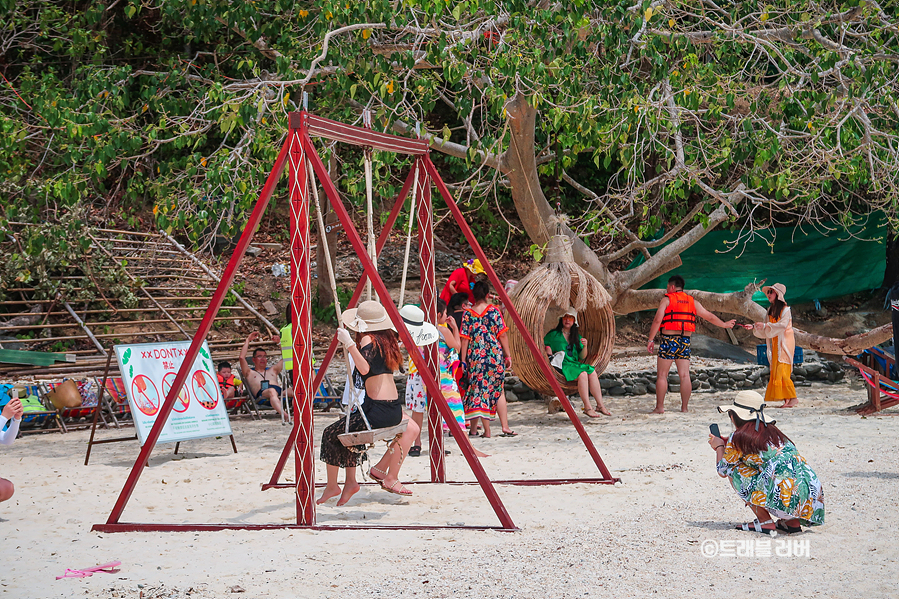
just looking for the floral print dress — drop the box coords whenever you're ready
[717,438,825,526]
[460,305,507,421]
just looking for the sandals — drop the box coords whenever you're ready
[582,408,602,418]
[383,480,413,496]
[736,518,777,535]
[408,445,421,457]
[368,466,387,489]
[776,520,802,534]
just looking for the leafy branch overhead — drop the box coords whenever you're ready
[1,1,897,325]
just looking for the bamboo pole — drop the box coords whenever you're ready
[159,230,278,334]
[62,301,107,356]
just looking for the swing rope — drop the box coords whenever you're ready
[306,158,374,435]
[364,110,376,302]
[397,160,420,308]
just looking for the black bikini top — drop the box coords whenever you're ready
[352,343,392,388]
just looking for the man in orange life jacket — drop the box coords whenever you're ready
[647,275,736,413]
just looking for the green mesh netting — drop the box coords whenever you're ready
[629,214,887,305]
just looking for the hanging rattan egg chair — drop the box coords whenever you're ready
[507,234,616,396]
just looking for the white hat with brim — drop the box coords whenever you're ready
[399,304,440,346]
[762,283,787,302]
[718,390,776,428]
[340,300,396,333]
[562,307,579,325]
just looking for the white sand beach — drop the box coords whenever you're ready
[2,377,897,598]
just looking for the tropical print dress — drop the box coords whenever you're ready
[543,329,594,381]
[460,305,507,421]
[437,324,465,429]
[717,438,825,526]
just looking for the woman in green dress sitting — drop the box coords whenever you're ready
[543,308,611,417]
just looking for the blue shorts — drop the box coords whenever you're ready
[659,336,691,360]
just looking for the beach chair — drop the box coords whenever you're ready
[844,346,899,415]
[0,384,63,434]
[313,371,341,412]
[42,379,105,433]
[97,376,133,428]
[224,380,260,419]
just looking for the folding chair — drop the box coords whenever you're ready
[97,377,133,429]
[314,370,342,412]
[224,382,260,419]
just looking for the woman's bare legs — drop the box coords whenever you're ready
[317,465,342,504]
[587,372,611,415]
[496,392,513,434]
[371,414,420,494]
[577,372,600,417]
[336,466,360,506]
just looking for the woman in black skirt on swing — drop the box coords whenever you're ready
[317,301,420,505]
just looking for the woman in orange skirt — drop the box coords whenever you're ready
[753,283,797,407]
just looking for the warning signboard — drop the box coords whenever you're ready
[114,341,232,446]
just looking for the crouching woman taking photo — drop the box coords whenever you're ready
[709,391,824,535]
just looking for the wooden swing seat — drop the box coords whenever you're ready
[338,420,408,447]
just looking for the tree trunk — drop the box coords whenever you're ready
[500,92,611,286]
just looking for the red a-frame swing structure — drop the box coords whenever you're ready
[93,111,618,534]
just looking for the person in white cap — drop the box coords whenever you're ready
[400,303,440,457]
[752,282,797,408]
[709,390,824,534]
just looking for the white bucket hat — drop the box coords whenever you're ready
[562,307,579,325]
[718,390,776,430]
[399,304,440,346]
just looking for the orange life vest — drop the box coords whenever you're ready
[217,373,236,389]
[660,291,696,334]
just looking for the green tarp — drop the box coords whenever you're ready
[631,215,886,305]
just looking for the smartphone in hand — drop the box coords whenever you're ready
[709,423,723,439]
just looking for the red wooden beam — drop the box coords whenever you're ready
[423,155,617,483]
[103,136,292,525]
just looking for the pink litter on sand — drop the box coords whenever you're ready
[56,561,121,579]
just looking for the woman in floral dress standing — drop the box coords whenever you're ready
[460,281,515,438]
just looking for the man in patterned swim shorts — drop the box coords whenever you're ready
[647,275,736,413]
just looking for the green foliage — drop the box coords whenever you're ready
[1,0,897,261]
[312,284,352,325]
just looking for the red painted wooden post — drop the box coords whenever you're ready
[287,122,316,525]
[415,161,445,482]
[423,156,615,482]
[104,137,292,525]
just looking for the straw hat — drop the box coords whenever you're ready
[561,307,579,325]
[340,300,396,333]
[463,259,485,275]
[399,305,440,346]
[762,282,787,302]
[718,390,775,428]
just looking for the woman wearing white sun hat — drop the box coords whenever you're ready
[317,300,420,505]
